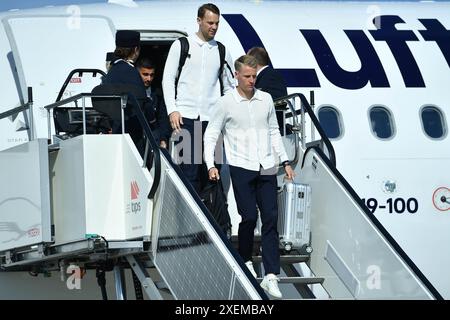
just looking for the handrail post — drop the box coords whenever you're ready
[120,95,127,134]
[300,96,306,149]
[47,108,51,142]
[82,96,86,135]
[143,139,150,168]
[27,87,34,141]
[310,91,315,142]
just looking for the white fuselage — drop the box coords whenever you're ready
[0,1,449,298]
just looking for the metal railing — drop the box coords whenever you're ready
[44,92,161,200]
[274,92,336,166]
[55,69,107,103]
[0,87,34,140]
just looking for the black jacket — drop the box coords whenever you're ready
[145,87,171,144]
[102,60,154,154]
[103,60,147,89]
[255,67,288,134]
[255,67,288,100]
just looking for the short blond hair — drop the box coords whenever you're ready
[234,55,258,71]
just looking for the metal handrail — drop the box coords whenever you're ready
[55,69,107,103]
[274,92,336,166]
[0,87,34,140]
[44,92,161,200]
[127,94,161,200]
[45,93,126,139]
[45,93,106,110]
[0,103,31,121]
[273,99,301,169]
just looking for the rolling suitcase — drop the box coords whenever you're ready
[277,182,312,253]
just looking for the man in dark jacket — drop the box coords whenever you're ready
[247,47,288,134]
[102,30,154,154]
[136,58,171,148]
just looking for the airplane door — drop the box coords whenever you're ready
[3,15,116,139]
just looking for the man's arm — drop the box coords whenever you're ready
[162,40,181,116]
[155,90,171,146]
[221,49,235,94]
[204,99,226,171]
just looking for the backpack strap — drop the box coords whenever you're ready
[175,37,232,98]
[175,36,189,99]
[217,41,233,96]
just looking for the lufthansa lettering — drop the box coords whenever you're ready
[223,14,450,89]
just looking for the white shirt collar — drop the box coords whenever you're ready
[113,59,134,67]
[193,33,215,49]
[257,65,269,77]
[232,87,263,102]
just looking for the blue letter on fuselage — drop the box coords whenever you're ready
[369,15,425,87]
[223,14,445,89]
[222,14,320,87]
[299,29,389,89]
[419,19,450,68]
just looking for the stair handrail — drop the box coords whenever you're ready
[55,69,107,103]
[301,144,443,300]
[0,102,31,121]
[274,92,336,166]
[0,87,34,140]
[44,92,161,200]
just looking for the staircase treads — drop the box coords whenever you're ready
[252,255,309,264]
[256,276,324,285]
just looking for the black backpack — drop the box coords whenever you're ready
[200,181,232,240]
[175,36,233,98]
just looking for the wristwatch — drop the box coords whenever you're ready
[282,160,290,167]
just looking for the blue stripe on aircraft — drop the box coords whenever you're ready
[222,13,321,88]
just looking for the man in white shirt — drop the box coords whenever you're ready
[162,3,234,192]
[204,55,295,299]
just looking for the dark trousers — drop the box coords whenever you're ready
[174,117,209,193]
[229,165,280,275]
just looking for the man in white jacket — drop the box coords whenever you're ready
[162,3,234,192]
[204,55,295,299]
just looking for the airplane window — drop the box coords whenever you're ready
[318,106,342,139]
[420,106,447,139]
[369,106,395,139]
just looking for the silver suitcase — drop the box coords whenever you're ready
[277,182,312,253]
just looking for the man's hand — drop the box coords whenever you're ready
[208,167,220,181]
[169,111,183,133]
[284,165,295,180]
[160,140,167,149]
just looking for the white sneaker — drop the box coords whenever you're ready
[260,273,282,299]
[245,261,257,278]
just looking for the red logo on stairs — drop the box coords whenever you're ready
[131,181,140,200]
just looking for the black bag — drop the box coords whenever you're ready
[200,181,232,240]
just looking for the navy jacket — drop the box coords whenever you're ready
[103,60,146,89]
[145,87,171,144]
[102,60,154,154]
[255,66,288,134]
[255,67,288,100]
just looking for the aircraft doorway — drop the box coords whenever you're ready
[137,31,187,92]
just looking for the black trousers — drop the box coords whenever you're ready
[174,117,209,193]
[229,165,280,275]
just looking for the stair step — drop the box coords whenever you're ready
[257,276,324,285]
[252,255,309,264]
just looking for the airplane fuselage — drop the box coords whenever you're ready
[0,0,449,298]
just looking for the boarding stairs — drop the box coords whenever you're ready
[0,78,442,299]
[0,86,265,300]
